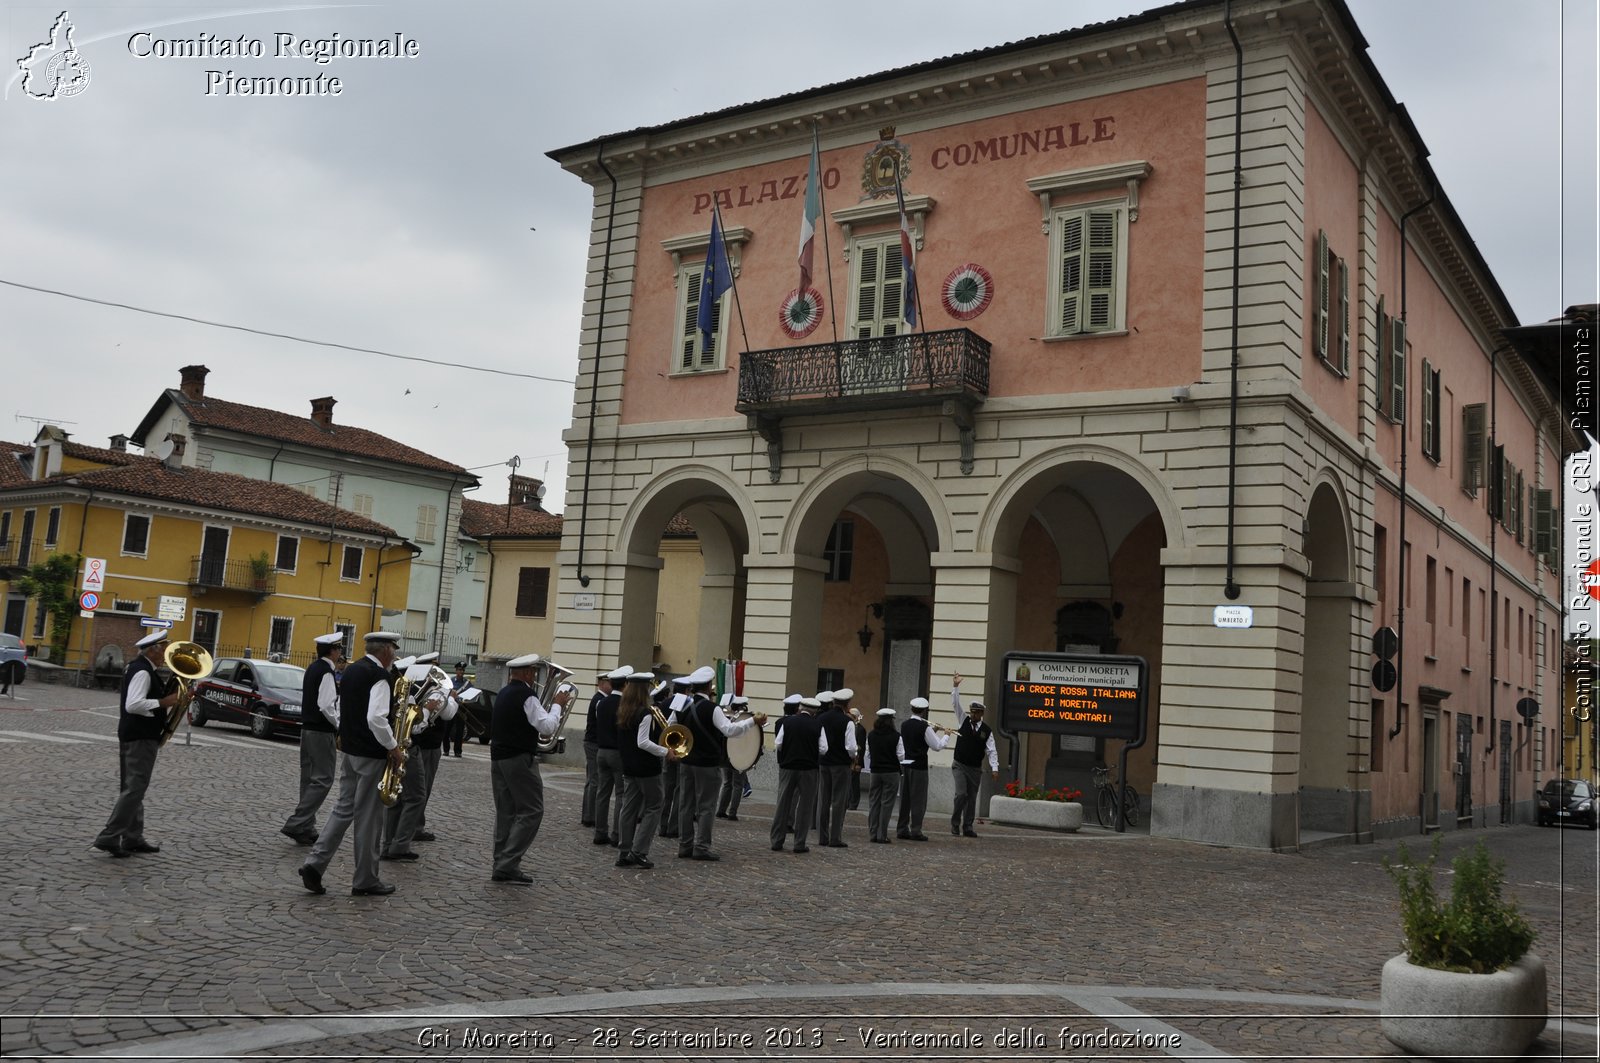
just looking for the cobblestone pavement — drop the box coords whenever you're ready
[1,681,1595,1061]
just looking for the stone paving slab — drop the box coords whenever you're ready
[0,682,1595,1060]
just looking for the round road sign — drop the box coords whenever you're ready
[79,591,99,611]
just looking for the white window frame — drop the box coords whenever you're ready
[121,512,151,558]
[1046,198,1129,338]
[340,544,363,583]
[848,231,908,340]
[268,615,294,657]
[662,226,748,377]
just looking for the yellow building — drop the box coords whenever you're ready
[1,427,414,671]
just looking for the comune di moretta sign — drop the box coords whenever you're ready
[998,652,1148,741]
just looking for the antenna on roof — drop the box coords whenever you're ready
[15,412,78,430]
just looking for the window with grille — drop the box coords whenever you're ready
[416,504,438,543]
[122,513,150,556]
[275,535,298,573]
[851,234,905,339]
[824,520,854,582]
[515,567,550,618]
[674,264,727,374]
[340,545,363,582]
[1049,203,1126,336]
[269,617,293,657]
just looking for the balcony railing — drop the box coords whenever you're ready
[736,327,990,414]
[188,557,277,596]
[0,538,50,573]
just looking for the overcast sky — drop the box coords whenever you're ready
[2,0,1594,516]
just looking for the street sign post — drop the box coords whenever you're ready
[81,558,106,593]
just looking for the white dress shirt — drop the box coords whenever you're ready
[363,654,398,749]
[123,665,161,717]
[521,692,562,737]
[316,670,340,728]
[861,735,906,773]
[634,714,669,758]
[774,716,829,755]
[952,686,999,771]
[904,714,947,762]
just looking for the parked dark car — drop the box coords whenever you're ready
[188,657,304,738]
[1537,778,1598,829]
[0,633,26,688]
[457,685,493,744]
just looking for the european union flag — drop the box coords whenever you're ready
[698,207,732,352]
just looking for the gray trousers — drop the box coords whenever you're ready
[580,739,599,825]
[816,764,851,844]
[96,738,159,848]
[305,753,387,891]
[383,744,438,855]
[717,765,747,815]
[658,758,680,835]
[676,764,721,855]
[490,752,545,877]
[771,768,818,849]
[283,729,336,837]
[867,773,899,841]
[897,768,929,835]
[951,762,982,833]
[617,773,662,858]
[593,748,623,841]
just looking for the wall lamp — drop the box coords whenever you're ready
[858,602,884,653]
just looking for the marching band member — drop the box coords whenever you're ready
[716,694,752,821]
[299,631,402,896]
[835,688,865,811]
[382,652,455,859]
[591,665,632,847]
[675,665,765,861]
[281,632,344,846]
[580,669,614,828]
[864,708,904,843]
[949,673,999,837]
[447,661,469,757]
[489,652,571,884]
[895,696,946,842]
[770,696,826,853]
[615,670,679,869]
[93,630,180,858]
[658,674,693,839]
[815,691,859,847]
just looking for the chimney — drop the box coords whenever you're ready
[509,474,547,511]
[179,364,209,401]
[310,396,336,429]
[108,434,128,452]
[163,432,186,469]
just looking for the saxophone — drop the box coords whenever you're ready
[377,673,417,807]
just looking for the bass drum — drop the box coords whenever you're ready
[725,721,764,773]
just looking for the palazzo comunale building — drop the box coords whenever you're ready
[546,0,1571,849]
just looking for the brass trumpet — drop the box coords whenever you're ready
[160,641,214,745]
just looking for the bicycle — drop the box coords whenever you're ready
[1091,764,1140,829]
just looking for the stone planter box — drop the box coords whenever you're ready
[1380,952,1546,1062]
[988,795,1082,832]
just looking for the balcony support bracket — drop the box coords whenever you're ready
[943,398,977,475]
[750,414,783,483]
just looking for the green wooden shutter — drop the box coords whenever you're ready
[1085,210,1118,331]
[1421,359,1434,458]
[1315,229,1329,360]
[1390,316,1407,422]
[680,270,702,370]
[1376,297,1391,418]
[1337,257,1350,374]
[853,238,903,339]
[1535,488,1554,560]
[1462,403,1485,492]
[1059,212,1084,334]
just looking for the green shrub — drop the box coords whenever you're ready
[1383,837,1535,974]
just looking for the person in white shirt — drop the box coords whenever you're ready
[281,632,344,845]
[94,631,181,858]
[382,652,457,860]
[949,673,1000,837]
[615,670,681,869]
[862,708,906,843]
[896,696,948,841]
[488,653,571,884]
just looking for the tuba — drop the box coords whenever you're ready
[378,672,418,806]
[531,657,579,754]
[160,641,214,745]
[408,664,455,729]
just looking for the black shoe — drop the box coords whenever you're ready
[827,841,848,848]
[660,830,679,838]
[592,834,610,845]
[771,842,785,851]
[792,846,811,854]
[93,839,130,859]
[952,826,961,836]
[963,830,980,838]
[870,837,886,843]
[615,853,637,868]
[896,832,911,839]
[281,827,317,845]
[351,882,396,896]
[715,812,730,820]
[910,834,930,841]
[381,851,419,861]
[678,849,694,859]
[726,814,739,822]
[491,871,533,884]
[691,851,720,861]
[126,840,161,853]
[298,866,326,894]
[632,856,655,870]
[581,820,596,828]
[414,831,436,842]
[608,838,620,848]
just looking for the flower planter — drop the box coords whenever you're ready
[1380,952,1546,1062]
[988,795,1082,832]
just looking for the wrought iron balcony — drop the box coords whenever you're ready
[0,538,49,576]
[189,556,276,597]
[737,327,990,415]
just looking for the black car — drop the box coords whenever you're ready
[1537,778,1598,829]
[188,658,305,739]
[457,685,493,744]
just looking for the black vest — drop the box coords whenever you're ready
[338,656,393,761]
[777,712,823,771]
[300,657,337,733]
[616,709,663,777]
[583,689,605,742]
[593,691,621,750]
[681,696,725,768]
[490,679,541,759]
[817,708,852,766]
[953,717,993,767]
[867,726,902,773]
[118,655,165,742]
[901,717,931,770]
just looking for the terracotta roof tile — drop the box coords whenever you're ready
[16,457,401,538]
[0,443,29,487]
[62,440,140,467]
[460,498,563,538]
[158,390,471,476]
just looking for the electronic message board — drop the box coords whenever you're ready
[998,652,1146,741]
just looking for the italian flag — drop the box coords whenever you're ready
[797,127,821,293]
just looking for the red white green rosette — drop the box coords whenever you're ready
[779,287,824,339]
[941,263,994,321]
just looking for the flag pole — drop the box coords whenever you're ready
[721,204,753,358]
[811,123,841,347]
[894,160,926,335]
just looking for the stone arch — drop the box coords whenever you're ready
[1299,473,1363,839]
[782,452,951,560]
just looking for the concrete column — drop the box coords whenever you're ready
[741,554,826,708]
[696,571,738,668]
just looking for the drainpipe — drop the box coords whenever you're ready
[1221,0,1244,602]
[370,537,423,632]
[1390,185,1435,741]
[1488,347,1498,756]
[479,538,497,658]
[432,472,464,654]
[576,141,618,590]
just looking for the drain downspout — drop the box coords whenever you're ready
[576,142,618,590]
[1222,0,1244,601]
